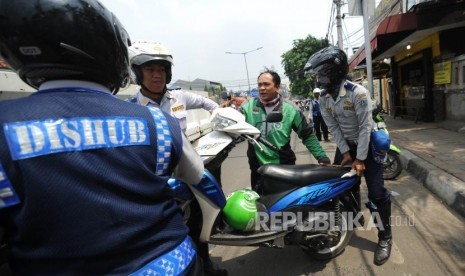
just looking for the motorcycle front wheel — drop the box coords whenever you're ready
[383,150,402,180]
[300,206,353,260]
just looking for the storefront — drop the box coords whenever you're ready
[349,0,465,122]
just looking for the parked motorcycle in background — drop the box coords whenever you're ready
[372,106,403,180]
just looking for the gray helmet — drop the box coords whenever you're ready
[304,46,348,86]
[0,0,131,93]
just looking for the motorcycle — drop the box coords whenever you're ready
[169,107,363,260]
[372,106,403,180]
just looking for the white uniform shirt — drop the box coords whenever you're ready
[319,81,374,161]
[135,89,218,132]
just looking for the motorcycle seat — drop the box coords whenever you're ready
[258,164,350,195]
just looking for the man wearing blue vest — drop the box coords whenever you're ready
[309,88,330,142]
[0,0,204,275]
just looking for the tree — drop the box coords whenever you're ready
[281,35,328,97]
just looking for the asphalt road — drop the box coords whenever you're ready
[212,134,465,276]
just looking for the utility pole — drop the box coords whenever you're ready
[362,0,374,96]
[335,0,344,50]
[225,47,263,94]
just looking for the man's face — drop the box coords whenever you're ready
[316,72,331,85]
[140,61,166,97]
[314,93,320,99]
[258,73,279,102]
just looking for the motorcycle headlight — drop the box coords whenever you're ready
[212,114,237,130]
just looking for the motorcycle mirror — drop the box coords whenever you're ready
[266,112,283,123]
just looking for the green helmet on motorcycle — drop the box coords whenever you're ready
[222,189,260,232]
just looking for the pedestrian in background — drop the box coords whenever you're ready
[309,87,330,142]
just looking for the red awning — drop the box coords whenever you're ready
[349,12,417,70]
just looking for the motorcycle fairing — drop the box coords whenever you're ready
[192,171,226,208]
[266,176,358,212]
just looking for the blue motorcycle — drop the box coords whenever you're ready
[169,108,362,260]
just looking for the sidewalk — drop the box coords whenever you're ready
[384,116,465,218]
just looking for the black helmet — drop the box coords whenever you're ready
[0,0,131,93]
[303,46,348,86]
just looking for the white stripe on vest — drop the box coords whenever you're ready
[147,107,173,176]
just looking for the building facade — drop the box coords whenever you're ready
[349,0,465,123]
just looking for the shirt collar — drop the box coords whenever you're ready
[339,81,347,97]
[137,89,172,106]
[39,80,111,93]
[322,82,347,99]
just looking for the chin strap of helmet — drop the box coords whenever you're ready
[140,84,167,104]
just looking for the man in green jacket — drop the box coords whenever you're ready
[241,70,330,191]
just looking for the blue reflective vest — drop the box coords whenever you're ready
[312,99,321,117]
[0,87,189,275]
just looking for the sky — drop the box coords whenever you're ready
[98,0,363,91]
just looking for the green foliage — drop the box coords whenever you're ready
[281,36,329,97]
[189,85,193,90]
[219,84,227,92]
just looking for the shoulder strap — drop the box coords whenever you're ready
[0,162,20,209]
[344,80,357,91]
[146,107,173,176]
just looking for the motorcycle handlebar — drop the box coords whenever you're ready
[257,136,279,151]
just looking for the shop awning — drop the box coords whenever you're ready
[349,12,418,70]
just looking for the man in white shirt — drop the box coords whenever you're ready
[128,42,218,132]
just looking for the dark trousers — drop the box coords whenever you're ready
[313,115,329,141]
[333,144,389,203]
[185,253,203,276]
[247,144,262,192]
[247,143,296,193]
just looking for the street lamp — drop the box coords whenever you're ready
[225,47,263,94]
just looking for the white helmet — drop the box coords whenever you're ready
[128,41,173,84]
[313,87,322,94]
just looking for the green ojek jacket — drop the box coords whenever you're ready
[241,97,328,165]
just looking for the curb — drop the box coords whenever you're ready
[399,148,465,218]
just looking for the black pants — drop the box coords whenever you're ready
[333,144,389,203]
[313,115,329,141]
[247,144,262,192]
[247,143,296,193]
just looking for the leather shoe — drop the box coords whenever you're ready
[374,238,392,265]
[204,260,228,276]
